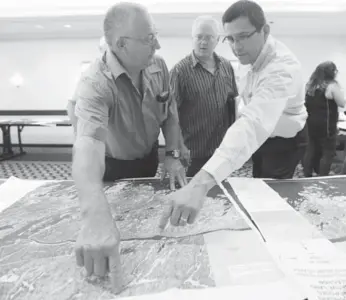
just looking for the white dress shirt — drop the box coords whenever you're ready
[203,35,307,183]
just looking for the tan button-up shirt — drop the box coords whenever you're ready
[203,35,308,182]
[74,50,178,160]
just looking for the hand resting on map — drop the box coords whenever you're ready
[75,208,123,294]
[159,170,216,228]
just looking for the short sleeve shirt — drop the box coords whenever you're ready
[74,51,174,160]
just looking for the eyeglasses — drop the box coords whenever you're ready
[222,29,258,44]
[121,32,158,46]
[194,34,217,42]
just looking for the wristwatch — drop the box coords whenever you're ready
[165,149,181,159]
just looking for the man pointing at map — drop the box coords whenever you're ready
[160,0,307,228]
[72,2,185,292]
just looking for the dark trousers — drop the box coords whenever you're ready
[303,132,336,177]
[186,156,211,177]
[252,126,307,179]
[103,144,159,182]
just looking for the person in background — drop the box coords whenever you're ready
[159,0,308,228]
[303,61,345,177]
[170,15,238,177]
[67,36,108,137]
[72,2,186,292]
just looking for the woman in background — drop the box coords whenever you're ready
[303,61,345,177]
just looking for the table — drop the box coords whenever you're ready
[0,176,345,299]
[0,116,71,161]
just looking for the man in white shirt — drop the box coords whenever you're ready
[159,0,307,228]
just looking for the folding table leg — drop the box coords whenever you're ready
[17,125,26,154]
[1,125,13,155]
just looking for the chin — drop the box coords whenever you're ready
[140,59,151,69]
[238,56,251,65]
[195,50,209,57]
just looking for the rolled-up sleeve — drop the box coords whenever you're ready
[169,66,185,108]
[74,75,111,143]
[203,67,297,183]
[162,61,180,126]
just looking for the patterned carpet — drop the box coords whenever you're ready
[0,159,311,181]
[0,161,72,180]
[0,148,342,180]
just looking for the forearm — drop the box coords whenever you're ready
[72,136,110,219]
[178,127,186,148]
[189,169,217,195]
[203,116,270,183]
[161,117,180,151]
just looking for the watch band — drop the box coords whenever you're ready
[165,149,180,159]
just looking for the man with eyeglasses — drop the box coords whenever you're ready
[159,0,307,228]
[170,15,238,177]
[72,2,186,292]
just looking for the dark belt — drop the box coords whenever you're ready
[103,142,159,182]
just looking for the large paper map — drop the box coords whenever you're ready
[0,179,248,299]
[269,177,346,243]
[1,177,346,300]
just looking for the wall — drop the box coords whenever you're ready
[1,35,346,145]
[279,36,346,86]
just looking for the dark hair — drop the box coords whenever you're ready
[306,61,338,96]
[222,0,266,31]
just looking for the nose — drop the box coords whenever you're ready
[232,41,244,54]
[154,37,161,50]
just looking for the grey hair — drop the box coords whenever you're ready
[191,15,222,37]
[103,2,147,46]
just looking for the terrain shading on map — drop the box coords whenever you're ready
[0,179,247,299]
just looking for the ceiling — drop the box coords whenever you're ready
[1,1,346,17]
[1,1,346,40]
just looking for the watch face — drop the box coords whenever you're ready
[166,150,180,158]
[172,150,180,158]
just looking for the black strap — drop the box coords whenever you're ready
[227,92,236,126]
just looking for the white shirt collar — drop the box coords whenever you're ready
[251,35,276,72]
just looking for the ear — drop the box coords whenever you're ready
[263,24,270,39]
[115,37,126,50]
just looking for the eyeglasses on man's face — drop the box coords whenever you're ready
[222,29,258,44]
[194,34,217,42]
[121,32,159,46]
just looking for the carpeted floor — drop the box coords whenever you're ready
[0,161,72,180]
[0,159,307,180]
[0,147,342,180]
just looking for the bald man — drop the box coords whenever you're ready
[72,3,185,291]
[170,15,238,177]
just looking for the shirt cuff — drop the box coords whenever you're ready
[202,153,234,184]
